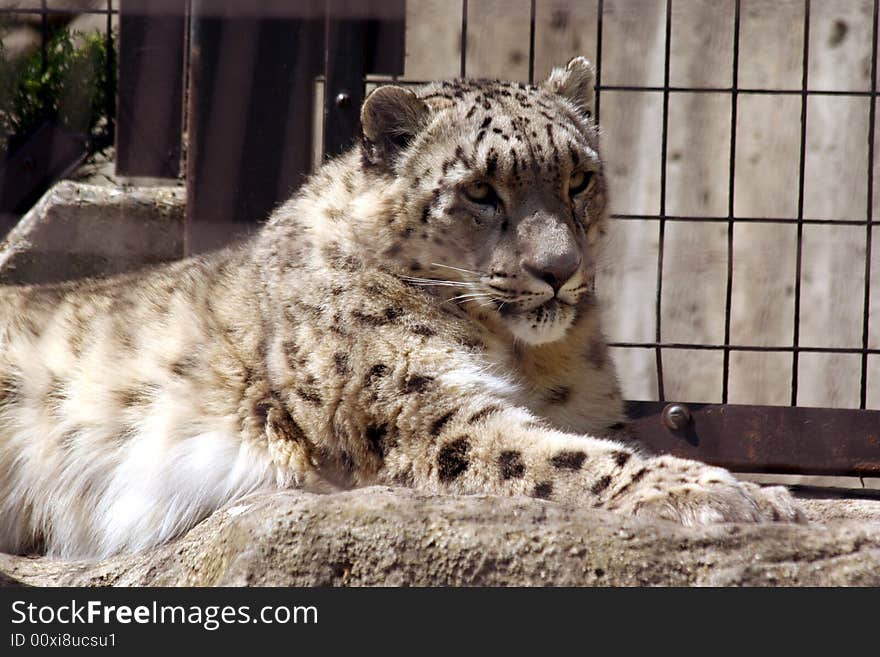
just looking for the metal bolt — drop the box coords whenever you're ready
[661,403,691,431]
[335,92,351,108]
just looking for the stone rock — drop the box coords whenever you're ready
[0,181,184,285]
[1,487,879,587]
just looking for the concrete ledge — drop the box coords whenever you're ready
[1,488,879,587]
[0,181,184,286]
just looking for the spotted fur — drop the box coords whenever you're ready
[0,57,804,559]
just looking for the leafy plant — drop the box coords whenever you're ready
[0,28,115,159]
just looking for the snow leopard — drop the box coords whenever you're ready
[0,57,804,559]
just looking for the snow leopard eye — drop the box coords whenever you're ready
[463,181,500,206]
[568,170,594,197]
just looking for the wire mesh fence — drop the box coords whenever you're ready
[341,1,879,412]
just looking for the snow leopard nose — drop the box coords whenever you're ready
[522,251,580,294]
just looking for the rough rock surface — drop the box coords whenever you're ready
[0,181,184,285]
[1,487,879,587]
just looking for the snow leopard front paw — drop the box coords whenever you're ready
[609,455,806,526]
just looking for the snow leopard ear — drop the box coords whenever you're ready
[360,85,429,168]
[542,56,596,119]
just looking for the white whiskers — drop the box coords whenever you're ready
[399,275,479,289]
[399,263,517,309]
[429,263,485,281]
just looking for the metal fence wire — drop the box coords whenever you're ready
[346,0,880,478]
[592,0,879,411]
[366,0,879,415]
[456,0,871,415]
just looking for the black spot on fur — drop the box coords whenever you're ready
[393,466,415,486]
[170,355,199,377]
[117,384,159,408]
[533,481,553,499]
[412,324,437,337]
[366,424,390,458]
[296,387,323,406]
[438,437,470,482]
[384,307,404,321]
[612,450,632,467]
[551,450,586,471]
[486,150,498,177]
[0,374,22,406]
[544,386,571,405]
[498,450,526,479]
[264,405,308,444]
[352,310,391,327]
[610,467,649,501]
[339,451,356,474]
[254,399,272,422]
[476,130,486,144]
[423,91,454,101]
[241,365,256,387]
[403,374,435,394]
[480,116,492,129]
[468,405,501,424]
[46,376,66,407]
[384,243,403,257]
[364,363,390,386]
[333,352,351,376]
[591,475,612,495]
[608,422,626,431]
[457,335,485,351]
[421,204,431,223]
[631,467,649,484]
[329,314,348,336]
[430,410,457,437]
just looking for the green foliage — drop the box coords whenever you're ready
[0,28,115,159]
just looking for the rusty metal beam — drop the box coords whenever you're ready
[625,401,880,477]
